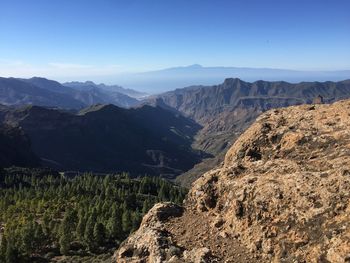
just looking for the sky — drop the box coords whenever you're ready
[0,0,350,82]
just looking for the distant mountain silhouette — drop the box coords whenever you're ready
[0,77,85,109]
[63,81,148,99]
[115,64,350,93]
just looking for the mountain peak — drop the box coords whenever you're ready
[186,64,203,69]
[29,76,49,81]
[78,103,121,115]
[223,77,243,85]
[84,81,96,85]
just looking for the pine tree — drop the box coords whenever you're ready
[84,213,96,251]
[20,223,35,255]
[131,209,142,232]
[58,209,77,255]
[42,210,51,235]
[93,222,105,246]
[59,231,70,255]
[106,205,122,240]
[76,214,86,242]
[60,209,78,235]
[142,198,152,215]
[158,182,170,201]
[122,209,132,234]
[34,223,45,249]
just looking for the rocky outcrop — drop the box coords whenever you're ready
[115,100,350,262]
[113,203,185,263]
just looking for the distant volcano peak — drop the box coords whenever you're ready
[186,64,203,68]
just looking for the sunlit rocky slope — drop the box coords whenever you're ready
[115,99,350,262]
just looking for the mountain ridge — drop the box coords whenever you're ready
[63,80,148,99]
[146,78,350,186]
[0,103,204,178]
[0,77,140,109]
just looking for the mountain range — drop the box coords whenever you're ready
[147,78,350,185]
[0,77,142,109]
[0,103,203,178]
[1,76,350,184]
[63,81,148,99]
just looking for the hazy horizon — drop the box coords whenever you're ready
[1,0,349,86]
[3,63,350,94]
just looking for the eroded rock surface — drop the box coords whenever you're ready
[115,100,350,263]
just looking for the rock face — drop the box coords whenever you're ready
[115,100,350,262]
[114,203,185,263]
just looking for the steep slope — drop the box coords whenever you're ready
[115,99,350,262]
[148,78,350,186]
[1,104,203,178]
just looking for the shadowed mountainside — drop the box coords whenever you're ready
[0,104,204,178]
[0,124,41,168]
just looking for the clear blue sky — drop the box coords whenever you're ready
[0,0,349,80]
